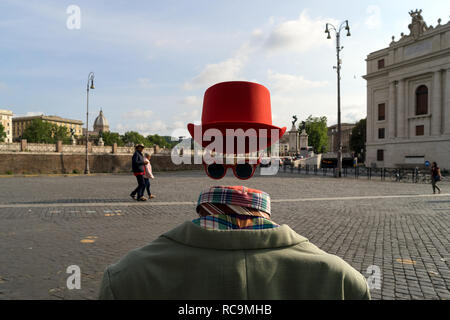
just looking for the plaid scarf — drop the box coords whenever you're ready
[192,186,279,230]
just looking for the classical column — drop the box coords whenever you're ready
[367,88,373,143]
[431,70,442,136]
[397,79,405,138]
[445,68,450,135]
[388,81,396,139]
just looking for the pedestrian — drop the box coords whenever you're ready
[431,161,442,194]
[99,81,370,300]
[130,144,148,201]
[143,153,155,199]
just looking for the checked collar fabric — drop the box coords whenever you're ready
[192,186,279,230]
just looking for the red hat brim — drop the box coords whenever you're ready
[187,122,286,153]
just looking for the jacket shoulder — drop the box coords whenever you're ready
[99,235,194,299]
[291,242,370,299]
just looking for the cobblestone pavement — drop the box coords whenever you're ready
[0,170,449,300]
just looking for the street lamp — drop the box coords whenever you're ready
[325,20,350,178]
[85,72,95,174]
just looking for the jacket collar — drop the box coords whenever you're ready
[161,221,308,250]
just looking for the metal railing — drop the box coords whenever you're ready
[279,164,438,184]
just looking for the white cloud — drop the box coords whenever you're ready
[25,111,44,116]
[268,70,328,92]
[183,56,245,90]
[365,5,381,30]
[137,78,152,89]
[115,120,167,136]
[341,105,366,124]
[264,11,336,53]
[180,95,202,106]
[122,108,154,119]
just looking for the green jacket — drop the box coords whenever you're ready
[98,221,370,300]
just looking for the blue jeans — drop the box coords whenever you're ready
[131,175,146,199]
[144,178,151,196]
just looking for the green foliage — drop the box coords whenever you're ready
[20,120,178,149]
[102,131,124,146]
[22,119,55,143]
[0,123,6,142]
[350,118,366,161]
[53,125,71,144]
[146,134,178,149]
[122,131,148,146]
[21,119,71,144]
[301,115,328,154]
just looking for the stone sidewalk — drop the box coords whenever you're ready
[0,171,448,299]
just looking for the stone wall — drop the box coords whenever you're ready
[0,153,201,174]
[0,141,164,155]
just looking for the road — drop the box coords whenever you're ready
[0,170,449,300]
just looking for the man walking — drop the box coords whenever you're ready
[130,144,148,201]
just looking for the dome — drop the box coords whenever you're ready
[93,109,110,133]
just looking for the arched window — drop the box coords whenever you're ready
[416,85,428,115]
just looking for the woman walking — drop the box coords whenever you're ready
[431,162,442,194]
[144,153,155,199]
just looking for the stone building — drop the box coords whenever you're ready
[327,123,356,154]
[0,109,13,143]
[363,10,450,169]
[93,109,110,134]
[279,124,311,157]
[12,115,83,140]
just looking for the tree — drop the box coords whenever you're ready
[52,125,71,144]
[350,118,366,161]
[21,119,55,143]
[146,134,178,149]
[0,123,6,142]
[21,119,71,144]
[122,131,148,146]
[301,115,328,154]
[102,131,124,146]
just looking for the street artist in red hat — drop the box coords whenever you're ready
[99,81,370,300]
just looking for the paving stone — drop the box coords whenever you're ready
[0,171,448,300]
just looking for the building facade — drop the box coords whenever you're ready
[327,123,355,154]
[12,115,83,140]
[0,109,13,143]
[363,10,450,169]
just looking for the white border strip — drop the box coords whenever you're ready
[0,194,449,208]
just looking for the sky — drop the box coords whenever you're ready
[0,0,448,138]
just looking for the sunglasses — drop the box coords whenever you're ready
[203,158,260,180]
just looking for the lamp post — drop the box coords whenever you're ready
[325,20,350,178]
[85,72,95,174]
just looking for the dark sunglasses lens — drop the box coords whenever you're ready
[207,164,225,179]
[235,164,254,179]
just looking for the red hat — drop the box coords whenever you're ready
[187,81,286,153]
